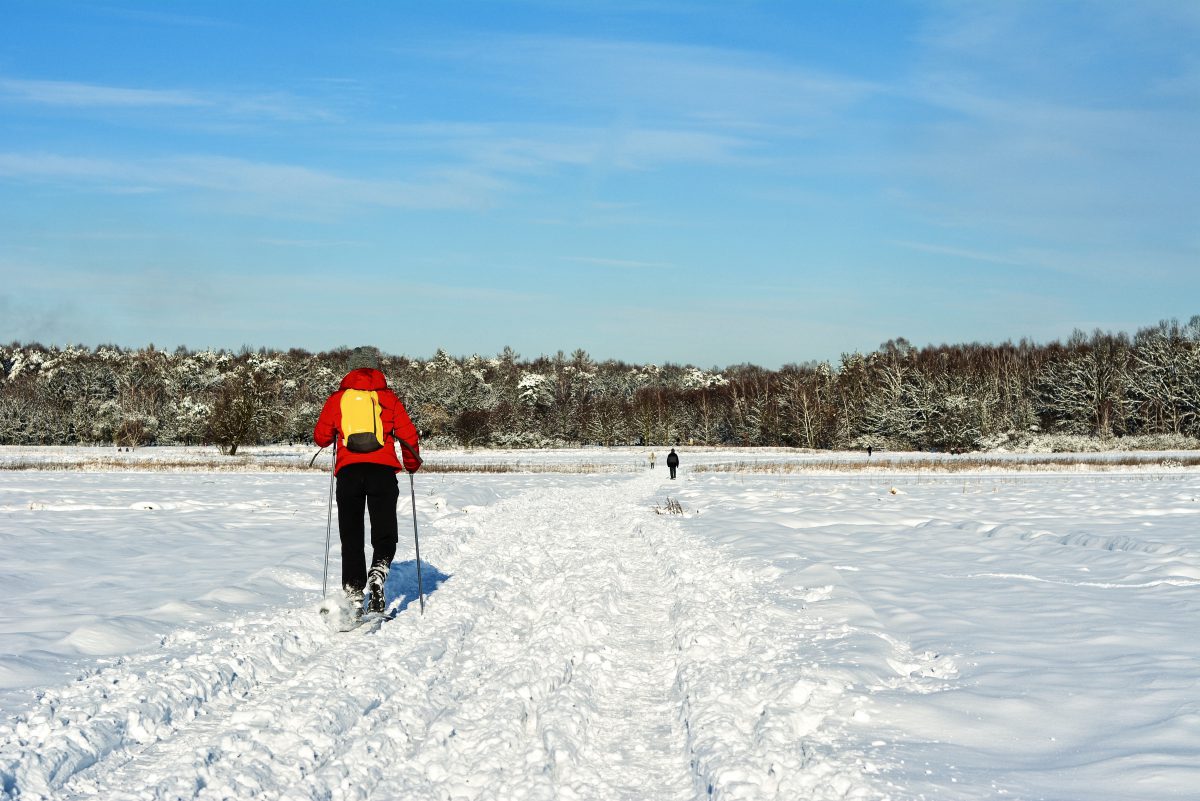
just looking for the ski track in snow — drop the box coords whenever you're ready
[0,473,898,801]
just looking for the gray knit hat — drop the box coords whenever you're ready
[348,346,381,371]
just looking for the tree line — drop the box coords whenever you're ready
[2,316,1198,453]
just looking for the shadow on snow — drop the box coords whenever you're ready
[384,559,451,613]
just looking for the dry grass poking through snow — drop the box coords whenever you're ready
[654,497,685,515]
[692,454,1200,474]
[3,448,1198,475]
[0,456,637,474]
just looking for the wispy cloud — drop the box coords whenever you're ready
[0,77,207,108]
[405,282,547,306]
[871,3,1200,258]
[0,151,504,216]
[566,256,673,271]
[0,152,123,179]
[0,124,752,222]
[401,35,880,131]
[362,121,753,174]
[887,92,1198,247]
[0,76,337,123]
[893,237,1193,285]
[891,240,1026,267]
[257,238,367,248]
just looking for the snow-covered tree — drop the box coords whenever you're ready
[206,360,284,455]
[1038,330,1131,437]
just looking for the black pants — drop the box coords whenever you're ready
[335,463,399,593]
[669,465,677,479]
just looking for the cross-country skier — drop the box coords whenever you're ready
[667,448,679,479]
[314,349,421,621]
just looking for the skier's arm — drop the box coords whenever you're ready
[389,397,422,472]
[313,393,341,447]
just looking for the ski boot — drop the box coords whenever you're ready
[367,565,389,615]
[345,587,365,624]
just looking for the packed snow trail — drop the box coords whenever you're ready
[2,473,890,801]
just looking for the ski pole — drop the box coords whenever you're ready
[397,438,426,614]
[308,446,326,468]
[321,440,336,599]
[408,470,425,614]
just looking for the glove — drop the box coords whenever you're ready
[398,438,422,472]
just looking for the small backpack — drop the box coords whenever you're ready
[339,389,384,453]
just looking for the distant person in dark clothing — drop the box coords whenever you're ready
[667,448,679,479]
[867,445,873,458]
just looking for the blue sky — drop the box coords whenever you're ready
[2,1,1197,368]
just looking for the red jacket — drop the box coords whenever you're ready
[313,368,421,474]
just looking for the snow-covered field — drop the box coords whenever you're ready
[1,449,1198,800]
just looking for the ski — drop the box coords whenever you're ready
[318,588,402,633]
[337,611,395,633]
[319,604,389,633]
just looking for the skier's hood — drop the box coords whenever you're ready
[339,367,389,391]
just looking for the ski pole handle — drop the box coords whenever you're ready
[396,437,423,470]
